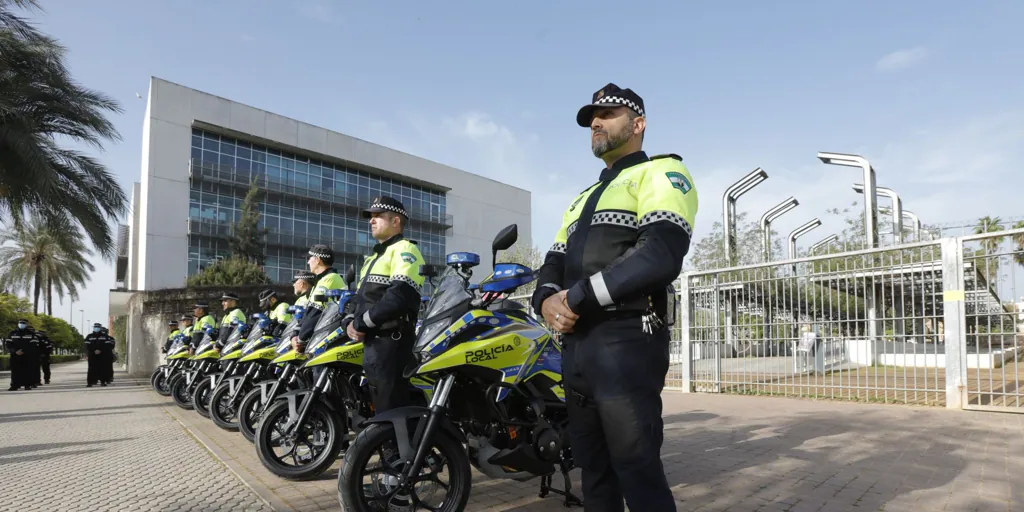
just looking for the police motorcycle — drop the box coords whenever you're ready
[151,333,190,396]
[338,224,583,512]
[208,313,285,431]
[193,320,250,419]
[170,324,221,410]
[237,304,313,443]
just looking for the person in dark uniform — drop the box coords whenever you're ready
[24,326,41,388]
[5,319,34,391]
[36,329,53,384]
[345,196,425,413]
[162,320,181,354]
[84,322,106,387]
[100,327,116,384]
[292,245,345,352]
[532,83,699,512]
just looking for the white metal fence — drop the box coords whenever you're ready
[673,229,1024,412]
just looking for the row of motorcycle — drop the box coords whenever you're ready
[148,224,583,511]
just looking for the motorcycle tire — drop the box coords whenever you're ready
[209,381,243,431]
[193,376,215,419]
[338,422,471,512]
[255,398,343,480]
[151,367,172,396]
[237,386,265,443]
[170,373,194,410]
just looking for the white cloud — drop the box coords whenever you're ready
[875,46,928,72]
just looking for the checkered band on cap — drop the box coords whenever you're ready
[309,247,332,259]
[594,96,644,117]
[369,201,408,218]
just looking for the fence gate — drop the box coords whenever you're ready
[956,229,1024,412]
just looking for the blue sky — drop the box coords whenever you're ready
[23,0,1024,328]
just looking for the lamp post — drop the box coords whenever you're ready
[810,234,840,255]
[723,167,769,267]
[759,197,799,263]
[880,206,922,242]
[818,152,879,249]
[820,152,881,344]
[788,219,823,260]
[79,309,84,335]
[853,183,903,244]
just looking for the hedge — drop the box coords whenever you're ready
[0,354,80,371]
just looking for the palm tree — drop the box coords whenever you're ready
[1011,221,1024,269]
[0,217,93,314]
[0,0,128,259]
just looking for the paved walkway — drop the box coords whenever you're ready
[0,361,271,512]
[5,361,1024,511]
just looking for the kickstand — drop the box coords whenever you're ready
[538,463,583,508]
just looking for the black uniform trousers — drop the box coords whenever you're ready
[26,343,40,386]
[562,315,676,512]
[8,353,29,390]
[40,354,50,383]
[362,329,414,413]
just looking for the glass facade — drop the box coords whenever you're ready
[187,128,450,284]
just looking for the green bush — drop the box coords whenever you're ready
[0,293,83,352]
[0,354,80,371]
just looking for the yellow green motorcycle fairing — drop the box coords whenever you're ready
[417,300,565,403]
[240,345,279,363]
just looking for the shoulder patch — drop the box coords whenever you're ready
[651,153,683,161]
[400,251,418,264]
[665,171,693,194]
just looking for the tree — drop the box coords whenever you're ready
[0,0,128,259]
[686,211,785,271]
[0,292,82,352]
[187,255,270,287]
[229,178,268,264]
[1011,221,1024,268]
[0,217,94,314]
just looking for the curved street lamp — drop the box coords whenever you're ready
[722,167,768,266]
[759,197,799,262]
[853,183,904,244]
[809,234,840,255]
[788,218,823,260]
[818,152,879,249]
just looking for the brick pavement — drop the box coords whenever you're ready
[167,383,1024,511]
[6,360,1024,511]
[0,361,272,512]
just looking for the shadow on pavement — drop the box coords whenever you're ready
[0,402,167,419]
[0,439,133,458]
[0,410,133,425]
[0,448,106,465]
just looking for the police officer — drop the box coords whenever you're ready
[292,245,346,352]
[162,319,181,354]
[101,327,117,384]
[5,319,34,391]
[84,322,107,387]
[24,326,41,388]
[345,196,425,413]
[532,83,698,512]
[293,270,315,306]
[36,329,53,384]
[177,315,194,349]
[190,302,218,353]
[217,294,246,349]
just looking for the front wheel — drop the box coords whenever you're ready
[170,373,194,410]
[151,367,172,396]
[209,381,244,431]
[238,386,266,443]
[193,375,216,418]
[255,398,343,480]
[338,423,471,512]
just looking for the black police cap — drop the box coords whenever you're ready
[92,322,102,328]
[576,83,646,127]
[168,320,179,326]
[220,293,240,301]
[308,244,334,261]
[258,289,277,303]
[293,270,315,283]
[361,196,408,219]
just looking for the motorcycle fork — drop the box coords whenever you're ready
[288,368,332,436]
[403,374,456,484]
[229,362,257,403]
[259,364,293,417]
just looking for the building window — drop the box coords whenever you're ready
[188,128,448,283]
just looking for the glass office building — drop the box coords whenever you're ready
[187,128,451,283]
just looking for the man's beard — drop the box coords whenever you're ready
[591,122,632,158]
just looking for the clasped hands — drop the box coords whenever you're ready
[541,290,580,334]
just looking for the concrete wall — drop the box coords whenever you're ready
[124,284,292,377]
[130,76,531,291]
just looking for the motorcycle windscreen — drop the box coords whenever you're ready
[305,301,344,355]
[241,324,265,354]
[221,326,246,354]
[413,267,472,353]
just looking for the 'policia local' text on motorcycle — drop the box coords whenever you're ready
[338,224,582,511]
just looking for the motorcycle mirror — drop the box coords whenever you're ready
[420,264,437,279]
[345,264,356,289]
[491,224,518,268]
